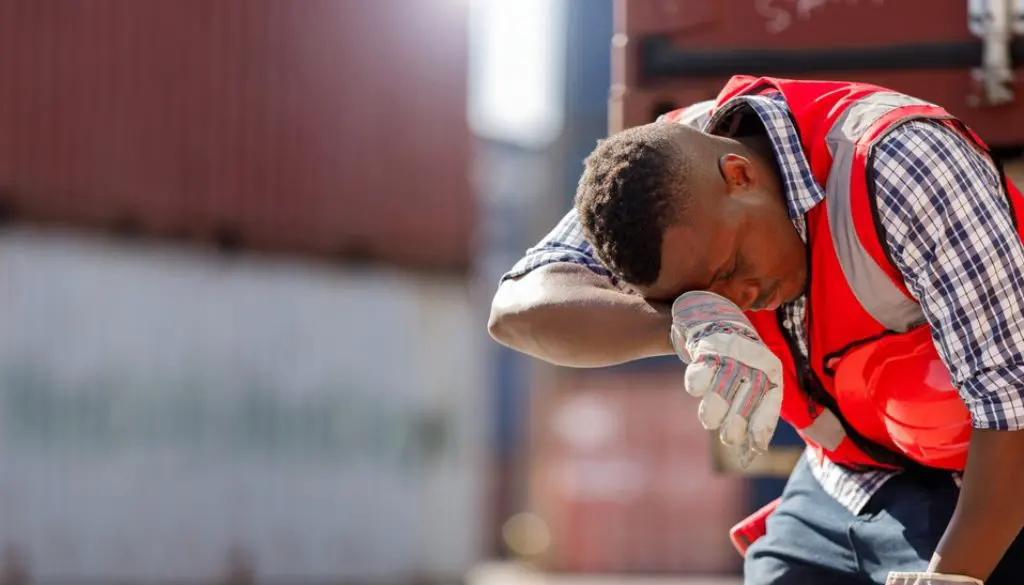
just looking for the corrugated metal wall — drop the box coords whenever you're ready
[526,370,746,575]
[612,0,1024,146]
[0,227,487,583]
[0,0,473,271]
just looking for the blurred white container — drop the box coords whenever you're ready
[0,227,489,583]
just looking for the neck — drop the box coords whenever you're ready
[734,133,789,213]
[736,132,776,168]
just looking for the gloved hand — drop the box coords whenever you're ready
[669,291,784,467]
[886,572,983,584]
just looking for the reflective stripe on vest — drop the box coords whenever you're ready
[679,99,716,129]
[824,92,929,332]
[803,406,845,451]
[661,99,716,130]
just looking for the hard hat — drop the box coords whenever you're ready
[831,326,971,471]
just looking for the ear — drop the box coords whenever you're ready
[718,153,757,193]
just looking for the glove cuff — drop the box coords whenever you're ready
[886,572,984,585]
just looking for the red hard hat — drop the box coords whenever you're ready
[832,326,971,471]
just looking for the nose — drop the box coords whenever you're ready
[709,279,761,311]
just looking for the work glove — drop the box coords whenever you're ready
[669,291,784,467]
[886,572,983,585]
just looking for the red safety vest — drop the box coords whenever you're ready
[664,76,1024,472]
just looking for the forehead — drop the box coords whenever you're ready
[640,221,730,302]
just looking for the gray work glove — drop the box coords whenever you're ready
[886,572,983,584]
[669,291,784,467]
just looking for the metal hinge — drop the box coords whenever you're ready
[968,0,1017,106]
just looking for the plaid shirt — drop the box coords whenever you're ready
[502,91,1024,514]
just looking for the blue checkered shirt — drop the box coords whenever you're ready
[502,91,1024,514]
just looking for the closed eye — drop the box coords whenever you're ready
[717,256,740,281]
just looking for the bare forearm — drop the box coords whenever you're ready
[488,266,673,367]
[492,290,672,367]
[930,428,1024,579]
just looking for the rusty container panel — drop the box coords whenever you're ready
[527,369,746,575]
[612,0,1024,149]
[0,0,473,271]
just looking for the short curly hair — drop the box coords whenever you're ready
[574,122,696,287]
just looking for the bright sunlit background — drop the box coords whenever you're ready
[468,0,567,149]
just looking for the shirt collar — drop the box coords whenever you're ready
[704,93,825,220]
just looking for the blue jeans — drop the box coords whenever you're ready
[744,456,1024,584]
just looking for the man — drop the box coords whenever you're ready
[488,76,1024,584]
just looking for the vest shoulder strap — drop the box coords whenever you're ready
[823,92,957,332]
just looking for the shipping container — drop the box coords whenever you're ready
[0,226,487,583]
[524,369,747,576]
[611,0,1024,152]
[608,0,1024,517]
[0,0,473,272]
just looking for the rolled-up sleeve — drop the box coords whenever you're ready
[500,209,616,284]
[872,120,1024,430]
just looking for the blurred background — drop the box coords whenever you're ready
[0,1,1022,584]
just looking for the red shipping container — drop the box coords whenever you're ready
[0,0,473,272]
[611,0,1024,151]
[526,369,747,576]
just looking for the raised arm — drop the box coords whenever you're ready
[487,210,673,367]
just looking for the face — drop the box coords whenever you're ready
[638,153,807,311]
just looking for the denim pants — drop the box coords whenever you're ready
[744,456,1024,584]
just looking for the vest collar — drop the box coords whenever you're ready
[705,93,826,222]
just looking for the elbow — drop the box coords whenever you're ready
[485,267,613,368]
[487,287,527,349]
[486,305,508,345]
[487,282,595,368]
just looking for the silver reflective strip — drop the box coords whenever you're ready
[675,99,716,130]
[824,92,927,332]
[802,408,845,452]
